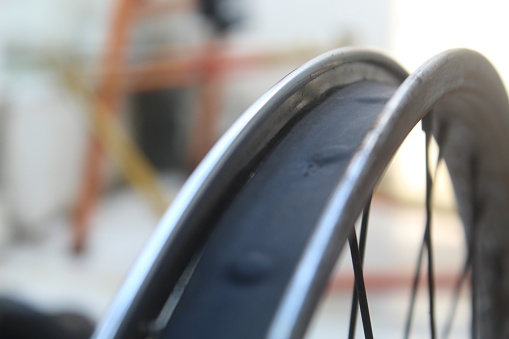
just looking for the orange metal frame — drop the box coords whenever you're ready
[73,0,227,252]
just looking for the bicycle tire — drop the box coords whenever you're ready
[94,47,509,339]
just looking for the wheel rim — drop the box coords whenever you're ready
[94,47,407,339]
[269,48,509,339]
[93,48,509,339]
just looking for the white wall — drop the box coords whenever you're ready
[390,0,509,82]
[387,0,509,205]
[0,0,103,234]
[230,0,391,50]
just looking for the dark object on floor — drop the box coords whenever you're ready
[0,297,94,339]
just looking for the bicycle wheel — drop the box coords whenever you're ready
[94,47,509,339]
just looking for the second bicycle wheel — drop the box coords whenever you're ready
[94,47,509,339]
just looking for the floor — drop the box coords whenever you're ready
[0,175,185,323]
[0,173,470,338]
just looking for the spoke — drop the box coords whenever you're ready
[405,119,440,339]
[404,239,425,339]
[348,231,374,339]
[404,154,444,338]
[424,125,437,339]
[348,196,372,339]
[348,195,374,339]
[471,260,478,339]
[469,153,481,339]
[442,249,472,339]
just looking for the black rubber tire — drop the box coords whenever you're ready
[161,81,397,339]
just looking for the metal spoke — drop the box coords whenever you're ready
[442,249,472,339]
[348,231,373,339]
[472,261,478,339]
[348,196,372,339]
[404,238,426,339]
[424,126,437,339]
[404,119,440,339]
[469,153,481,339]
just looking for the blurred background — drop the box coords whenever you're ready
[0,0,507,337]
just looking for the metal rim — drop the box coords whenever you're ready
[93,47,408,339]
[94,47,509,339]
[268,48,509,338]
